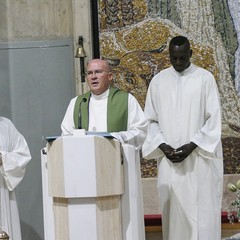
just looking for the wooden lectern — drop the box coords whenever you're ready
[47,135,123,240]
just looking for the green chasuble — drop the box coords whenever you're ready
[73,87,128,132]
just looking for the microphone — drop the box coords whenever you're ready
[78,98,87,129]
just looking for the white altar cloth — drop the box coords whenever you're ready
[41,150,55,240]
[121,144,146,240]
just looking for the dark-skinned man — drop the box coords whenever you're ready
[143,36,223,240]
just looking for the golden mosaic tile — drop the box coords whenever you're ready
[100,19,219,108]
[98,0,240,176]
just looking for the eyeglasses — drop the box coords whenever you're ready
[86,69,109,77]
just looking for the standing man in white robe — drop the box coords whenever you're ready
[142,36,223,240]
[0,116,31,240]
[61,59,147,148]
[61,59,147,240]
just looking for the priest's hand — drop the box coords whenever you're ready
[171,142,197,163]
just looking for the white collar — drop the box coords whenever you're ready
[91,88,109,100]
[172,63,197,76]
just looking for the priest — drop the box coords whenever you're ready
[0,116,31,240]
[142,36,223,240]
[61,58,148,240]
[61,59,147,148]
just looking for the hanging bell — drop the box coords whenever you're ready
[75,45,86,58]
[75,36,86,58]
[0,231,9,240]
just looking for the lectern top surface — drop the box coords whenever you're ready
[45,132,114,142]
[45,136,59,142]
[87,131,114,138]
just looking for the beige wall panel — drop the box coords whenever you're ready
[0,0,73,41]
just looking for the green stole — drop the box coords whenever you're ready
[73,87,128,132]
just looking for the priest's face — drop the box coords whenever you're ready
[86,59,113,95]
[169,44,192,72]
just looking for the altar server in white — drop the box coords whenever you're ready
[0,116,31,240]
[142,36,223,240]
[61,59,147,240]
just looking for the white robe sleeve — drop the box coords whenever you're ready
[111,94,148,150]
[0,118,31,191]
[61,97,78,135]
[142,79,165,159]
[190,72,222,154]
[142,68,222,160]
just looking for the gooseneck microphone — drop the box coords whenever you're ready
[78,98,87,129]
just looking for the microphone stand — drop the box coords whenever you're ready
[78,98,87,129]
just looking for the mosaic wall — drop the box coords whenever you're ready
[97,0,240,177]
